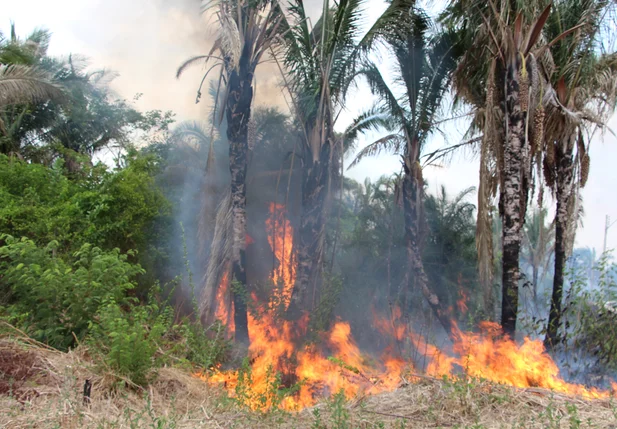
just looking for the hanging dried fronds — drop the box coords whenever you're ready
[564,185,583,258]
[575,132,590,188]
[476,137,495,313]
[200,192,234,326]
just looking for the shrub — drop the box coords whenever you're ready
[564,253,617,370]
[88,299,169,386]
[0,235,143,349]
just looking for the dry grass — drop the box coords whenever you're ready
[1,335,616,429]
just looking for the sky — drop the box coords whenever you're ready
[2,0,616,254]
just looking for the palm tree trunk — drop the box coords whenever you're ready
[545,134,575,348]
[226,66,253,344]
[402,166,454,339]
[532,264,539,299]
[288,142,331,318]
[500,62,526,337]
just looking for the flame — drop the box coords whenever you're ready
[456,288,469,314]
[214,269,235,336]
[202,301,616,411]
[200,203,616,412]
[380,311,617,400]
[200,313,411,411]
[265,203,296,310]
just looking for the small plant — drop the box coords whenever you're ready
[326,389,351,429]
[310,408,326,429]
[565,402,581,429]
[308,273,343,335]
[88,299,168,386]
[540,397,564,429]
[563,251,617,370]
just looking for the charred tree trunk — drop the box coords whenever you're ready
[500,62,526,337]
[226,62,254,344]
[402,164,454,339]
[545,134,575,348]
[288,142,331,319]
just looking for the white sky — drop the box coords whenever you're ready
[3,0,616,254]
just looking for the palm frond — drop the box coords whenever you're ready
[343,105,395,153]
[176,55,219,79]
[0,64,64,108]
[348,134,406,169]
[358,62,409,128]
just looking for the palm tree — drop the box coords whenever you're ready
[348,7,462,337]
[177,0,284,342]
[423,186,478,320]
[446,0,581,336]
[279,0,412,318]
[0,25,63,143]
[541,0,617,348]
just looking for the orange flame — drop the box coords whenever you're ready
[200,204,616,412]
[456,288,469,314]
[201,303,616,411]
[200,314,411,411]
[380,310,617,400]
[214,269,235,336]
[265,203,296,310]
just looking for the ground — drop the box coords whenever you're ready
[1,336,616,429]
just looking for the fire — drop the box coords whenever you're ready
[456,288,469,314]
[200,313,411,411]
[214,268,235,336]
[203,301,616,411]
[379,311,617,401]
[201,204,616,412]
[200,202,411,411]
[265,202,295,310]
[445,321,615,400]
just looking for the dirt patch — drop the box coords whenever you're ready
[0,343,44,401]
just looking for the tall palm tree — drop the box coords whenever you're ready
[279,0,412,318]
[446,0,581,336]
[541,0,617,348]
[348,8,462,337]
[178,0,284,343]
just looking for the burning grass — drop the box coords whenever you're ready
[192,200,617,415]
[1,332,617,428]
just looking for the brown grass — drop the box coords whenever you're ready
[1,333,616,428]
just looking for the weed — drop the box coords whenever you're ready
[328,389,351,429]
[565,402,581,429]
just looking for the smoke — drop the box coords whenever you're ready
[6,0,323,121]
[73,0,327,119]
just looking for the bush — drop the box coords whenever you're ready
[88,299,169,386]
[564,253,617,370]
[0,235,143,349]
[0,153,172,286]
